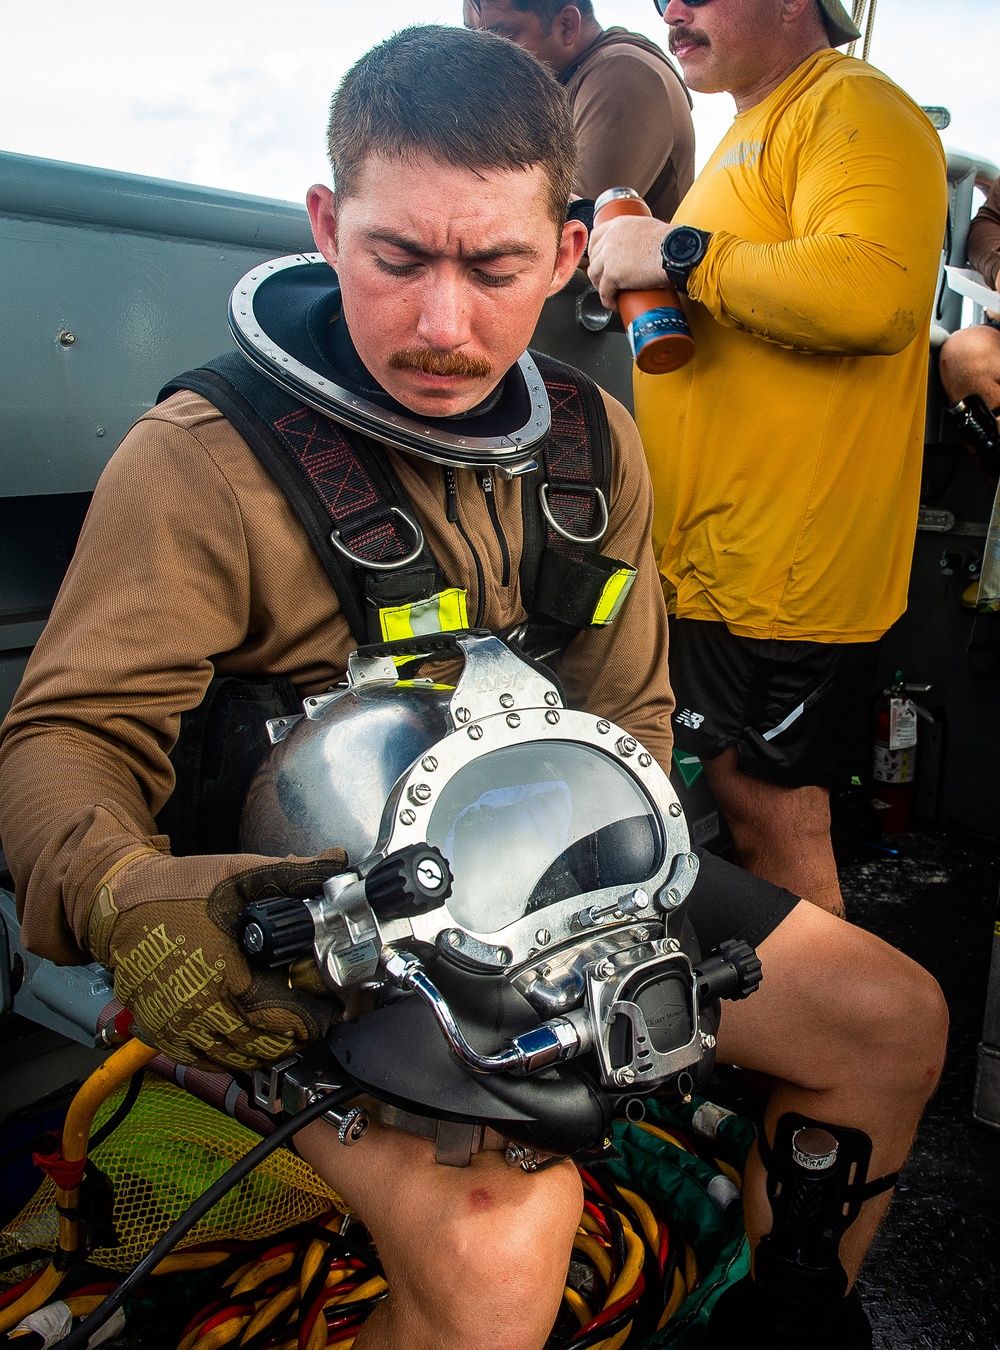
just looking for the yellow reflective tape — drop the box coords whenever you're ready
[591,567,637,626]
[379,588,469,642]
[436,587,469,633]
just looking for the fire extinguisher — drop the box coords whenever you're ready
[870,671,925,833]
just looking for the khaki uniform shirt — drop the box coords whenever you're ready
[968,176,1000,291]
[563,28,695,223]
[0,386,674,964]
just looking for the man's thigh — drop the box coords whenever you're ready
[669,618,879,789]
[294,1114,582,1274]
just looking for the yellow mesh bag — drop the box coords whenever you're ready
[1,1077,344,1272]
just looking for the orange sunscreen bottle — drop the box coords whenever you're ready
[593,187,694,374]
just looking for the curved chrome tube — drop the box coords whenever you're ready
[383,948,524,1074]
[382,948,585,1076]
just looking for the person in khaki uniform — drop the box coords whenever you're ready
[0,25,947,1350]
[940,175,1000,475]
[464,0,695,220]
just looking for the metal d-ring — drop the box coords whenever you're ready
[538,483,609,545]
[330,507,426,571]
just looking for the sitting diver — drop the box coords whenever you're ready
[0,25,947,1350]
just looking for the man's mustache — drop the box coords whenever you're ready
[669,27,710,52]
[388,347,492,379]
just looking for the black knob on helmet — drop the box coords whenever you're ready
[365,844,452,922]
[239,894,315,968]
[694,939,763,1005]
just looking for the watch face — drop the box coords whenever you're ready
[669,228,703,264]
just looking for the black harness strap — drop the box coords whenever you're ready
[518,353,613,613]
[159,353,436,644]
[160,348,615,644]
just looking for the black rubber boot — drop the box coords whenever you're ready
[703,1274,873,1350]
[946,394,1000,484]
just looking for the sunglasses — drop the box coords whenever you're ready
[653,0,712,14]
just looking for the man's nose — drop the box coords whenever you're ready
[661,0,694,23]
[414,275,472,350]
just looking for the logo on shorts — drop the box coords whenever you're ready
[675,708,705,730]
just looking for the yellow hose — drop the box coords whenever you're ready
[239,1285,299,1344]
[615,1185,661,1250]
[0,1037,159,1335]
[562,1286,591,1326]
[0,1266,65,1335]
[572,1232,614,1288]
[605,1221,645,1306]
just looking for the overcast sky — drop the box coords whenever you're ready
[1,0,997,206]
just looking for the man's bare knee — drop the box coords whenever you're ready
[940,323,1000,399]
[400,1159,583,1347]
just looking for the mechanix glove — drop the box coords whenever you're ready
[85,848,347,1073]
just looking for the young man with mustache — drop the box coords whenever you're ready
[0,24,946,1350]
[589,0,948,920]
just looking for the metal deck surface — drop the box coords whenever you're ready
[843,832,1000,1349]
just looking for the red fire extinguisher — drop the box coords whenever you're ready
[870,671,921,833]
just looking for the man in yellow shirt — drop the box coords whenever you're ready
[589,0,947,918]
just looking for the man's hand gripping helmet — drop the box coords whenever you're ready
[240,633,760,1161]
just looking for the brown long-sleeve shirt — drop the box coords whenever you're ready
[0,386,674,965]
[969,176,1000,289]
[562,28,695,223]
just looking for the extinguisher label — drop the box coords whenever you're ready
[889,698,918,750]
[873,743,916,783]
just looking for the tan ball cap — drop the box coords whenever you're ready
[819,0,863,46]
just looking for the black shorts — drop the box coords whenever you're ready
[687,849,799,953]
[669,617,880,789]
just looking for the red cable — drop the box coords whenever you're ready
[582,1200,612,1241]
[657,1222,670,1278]
[571,1272,646,1341]
[0,1268,43,1311]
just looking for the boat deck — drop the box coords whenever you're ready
[843,831,1000,1349]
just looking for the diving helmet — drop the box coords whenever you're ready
[239,632,760,1161]
[228,254,549,477]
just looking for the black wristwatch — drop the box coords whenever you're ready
[660,225,712,292]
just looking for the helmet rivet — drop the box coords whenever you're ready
[408,783,432,805]
[468,724,484,740]
[421,755,439,772]
[545,710,560,724]
[544,691,559,706]
[535,928,551,946]
[668,802,683,817]
[506,713,521,728]
[399,808,416,826]
[638,752,652,768]
[616,736,637,756]
[455,706,471,723]
[499,693,515,708]
[596,720,610,734]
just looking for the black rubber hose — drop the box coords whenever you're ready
[86,1068,145,1152]
[48,1084,359,1350]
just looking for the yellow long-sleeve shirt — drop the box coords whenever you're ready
[635,49,948,642]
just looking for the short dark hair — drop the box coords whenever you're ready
[327,25,576,227]
[509,0,595,30]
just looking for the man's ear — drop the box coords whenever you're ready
[548,219,589,297]
[306,184,338,266]
[557,5,583,46]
